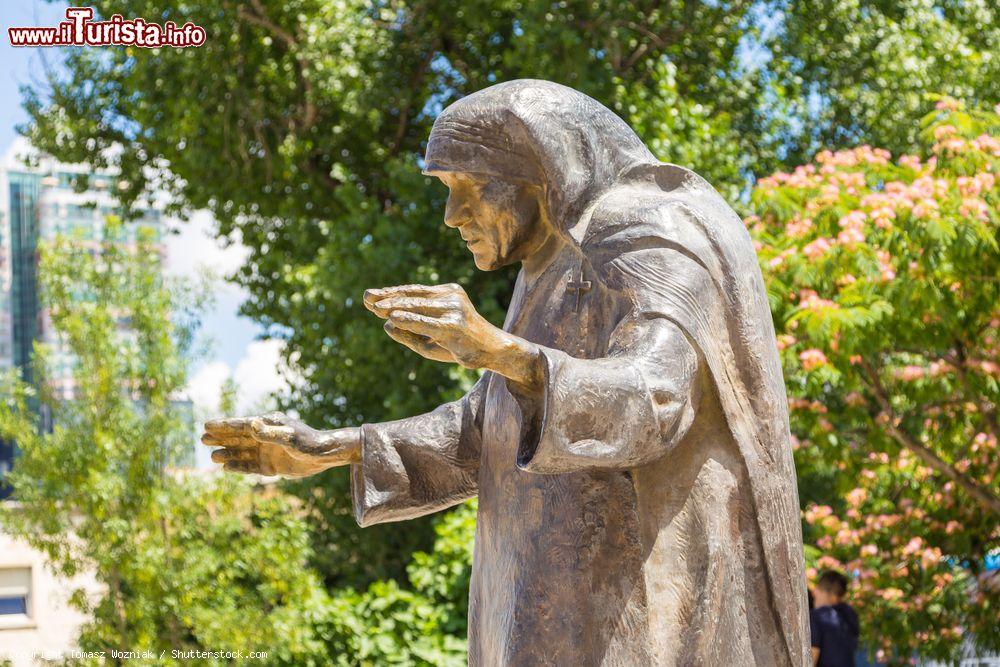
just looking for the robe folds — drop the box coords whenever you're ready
[351,80,810,666]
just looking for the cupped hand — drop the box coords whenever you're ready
[363,283,506,369]
[201,411,360,478]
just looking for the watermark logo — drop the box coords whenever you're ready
[8,7,206,48]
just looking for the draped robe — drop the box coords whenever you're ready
[350,80,810,666]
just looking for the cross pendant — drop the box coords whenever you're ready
[566,269,592,312]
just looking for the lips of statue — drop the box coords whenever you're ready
[436,172,545,271]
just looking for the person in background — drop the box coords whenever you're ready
[811,570,861,667]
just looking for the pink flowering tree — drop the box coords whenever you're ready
[748,98,999,665]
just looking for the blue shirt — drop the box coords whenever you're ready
[810,603,860,667]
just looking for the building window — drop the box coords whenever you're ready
[0,596,26,615]
[0,567,32,629]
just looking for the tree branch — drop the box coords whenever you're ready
[860,358,1000,515]
[237,1,317,132]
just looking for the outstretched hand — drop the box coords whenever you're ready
[364,282,543,392]
[201,411,360,478]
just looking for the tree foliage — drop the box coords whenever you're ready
[321,501,476,666]
[772,0,999,163]
[749,100,999,665]
[0,221,336,664]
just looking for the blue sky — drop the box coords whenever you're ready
[2,1,286,464]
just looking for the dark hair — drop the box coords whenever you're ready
[817,570,849,598]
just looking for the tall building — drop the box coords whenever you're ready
[0,138,194,496]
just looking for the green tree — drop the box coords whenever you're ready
[748,99,999,664]
[322,501,476,666]
[0,219,335,664]
[772,0,999,163]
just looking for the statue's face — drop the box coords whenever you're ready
[437,172,546,271]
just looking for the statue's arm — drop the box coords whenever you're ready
[350,373,487,527]
[506,313,703,474]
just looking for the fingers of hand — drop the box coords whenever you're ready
[384,321,457,362]
[250,419,295,446]
[364,283,462,313]
[259,411,287,426]
[387,310,452,338]
[368,296,454,319]
[211,447,257,465]
[223,460,262,474]
[203,416,255,437]
[201,434,258,448]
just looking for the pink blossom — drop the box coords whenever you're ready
[837,273,857,286]
[799,290,838,310]
[876,250,896,282]
[817,555,842,570]
[921,548,942,569]
[935,98,960,112]
[934,137,967,154]
[959,197,989,220]
[972,134,1000,156]
[860,544,878,557]
[976,171,996,191]
[929,361,953,377]
[776,334,796,351]
[837,227,865,246]
[838,210,867,228]
[932,124,957,140]
[845,391,866,407]
[911,198,940,219]
[785,217,814,237]
[881,588,904,601]
[870,206,896,228]
[804,505,834,524]
[821,183,840,200]
[799,348,828,371]
[957,176,982,198]
[803,237,833,259]
[895,365,926,382]
[898,154,922,171]
[902,537,923,555]
[847,487,867,506]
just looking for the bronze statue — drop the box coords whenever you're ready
[202,80,810,666]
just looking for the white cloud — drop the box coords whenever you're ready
[164,209,248,281]
[164,210,299,467]
[187,339,294,424]
[187,339,297,469]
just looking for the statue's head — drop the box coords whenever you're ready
[430,170,548,271]
[423,80,656,269]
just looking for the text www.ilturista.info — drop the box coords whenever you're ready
[8,7,206,48]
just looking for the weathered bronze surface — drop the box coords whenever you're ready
[203,79,810,666]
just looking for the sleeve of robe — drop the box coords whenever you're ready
[508,247,707,474]
[351,374,487,527]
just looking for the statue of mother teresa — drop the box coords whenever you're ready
[204,80,810,666]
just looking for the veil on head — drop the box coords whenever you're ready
[423,80,657,238]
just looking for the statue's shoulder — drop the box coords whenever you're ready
[579,179,689,268]
[581,163,743,268]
